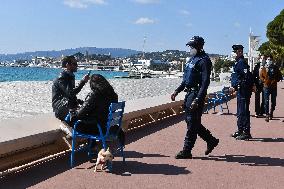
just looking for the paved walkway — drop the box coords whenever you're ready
[1,83,284,189]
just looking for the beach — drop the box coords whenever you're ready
[0,78,229,121]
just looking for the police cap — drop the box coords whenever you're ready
[186,36,205,48]
[232,44,244,51]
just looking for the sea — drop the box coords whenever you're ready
[0,67,128,82]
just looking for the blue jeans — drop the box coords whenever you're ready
[183,91,216,152]
[263,87,277,115]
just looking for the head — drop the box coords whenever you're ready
[62,56,78,72]
[266,55,273,67]
[232,44,244,59]
[99,148,114,161]
[186,36,205,56]
[259,55,267,66]
[90,74,114,93]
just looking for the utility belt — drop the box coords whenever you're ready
[184,86,199,93]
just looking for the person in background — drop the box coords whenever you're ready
[253,55,266,117]
[230,44,254,140]
[52,56,90,135]
[171,36,219,159]
[259,55,282,122]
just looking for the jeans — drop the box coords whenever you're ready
[263,87,277,115]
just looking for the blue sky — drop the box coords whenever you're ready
[0,0,283,55]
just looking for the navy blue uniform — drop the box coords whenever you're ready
[175,51,217,152]
[231,56,253,134]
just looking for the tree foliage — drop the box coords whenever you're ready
[267,9,284,45]
[213,58,234,73]
[259,9,284,67]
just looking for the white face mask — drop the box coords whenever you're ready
[266,59,272,67]
[231,52,237,59]
[189,48,197,56]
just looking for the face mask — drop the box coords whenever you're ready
[189,48,197,56]
[266,60,272,66]
[231,52,237,59]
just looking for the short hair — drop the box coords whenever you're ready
[267,55,273,60]
[62,56,77,68]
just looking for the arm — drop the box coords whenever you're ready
[57,77,86,99]
[195,58,212,104]
[76,93,96,119]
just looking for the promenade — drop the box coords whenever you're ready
[1,83,284,189]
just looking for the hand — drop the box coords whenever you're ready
[171,92,178,101]
[189,99,198,112]
[82,74,90,83]
[252,85,257,93]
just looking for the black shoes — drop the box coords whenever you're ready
[236,133,252,140]
[175,150,192,159]
[265,115,269,122]
[205,138,219,155]
[231,131,242,138]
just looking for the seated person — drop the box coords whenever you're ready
[52,55,89,121]
[69,74,125,145]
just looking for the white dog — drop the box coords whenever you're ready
[94,147,114,172]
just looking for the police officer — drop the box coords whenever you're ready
[171,36,219,159]
[230,45,253,140]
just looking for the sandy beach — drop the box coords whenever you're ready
[0,78,229,121]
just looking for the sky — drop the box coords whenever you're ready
[0,0,283,55]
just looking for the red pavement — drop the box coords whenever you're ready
[1,82,284,189]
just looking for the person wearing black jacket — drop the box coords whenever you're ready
[71,74,124,144]
[171,36,219,159]
[252,55,266,117]
[52,56,89,121]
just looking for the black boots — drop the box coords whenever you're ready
[175,150,192,159]
[205,138,219,155]
[236,133,252,140]
[265,115,269,122]
[231,131,242,138]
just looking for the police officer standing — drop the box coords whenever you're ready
[171,36,219,159]
[230,45,253,140]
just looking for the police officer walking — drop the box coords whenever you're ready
[171,36,219,159]
[230,45,254,140]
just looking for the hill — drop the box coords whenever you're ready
[0,47,141,61]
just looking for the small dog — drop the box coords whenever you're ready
[94,147,114,172]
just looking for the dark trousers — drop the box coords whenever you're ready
[255,89,264,115]
[263,87,277,115]
[183,91,216,152]
[237,94,251,134]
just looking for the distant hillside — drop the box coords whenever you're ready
[0,47,141,61]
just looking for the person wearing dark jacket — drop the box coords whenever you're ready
[252,55,266,117]
[230,44,254,140]
[171,36,219,159]
[71,74,125,144]
[52,56,89,121]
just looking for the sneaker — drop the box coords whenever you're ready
[60,123,73,138]
[175,150,192,159]
[205,138,219,155]
[236,133,252,140]
[230,131,242,138]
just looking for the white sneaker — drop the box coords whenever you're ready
[60,123,73,138]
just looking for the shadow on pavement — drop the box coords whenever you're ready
[195,154,284,167]
[249,138,284,142]
[0,152,88,189]
[124,151,170,158]
[112,161,191,175]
